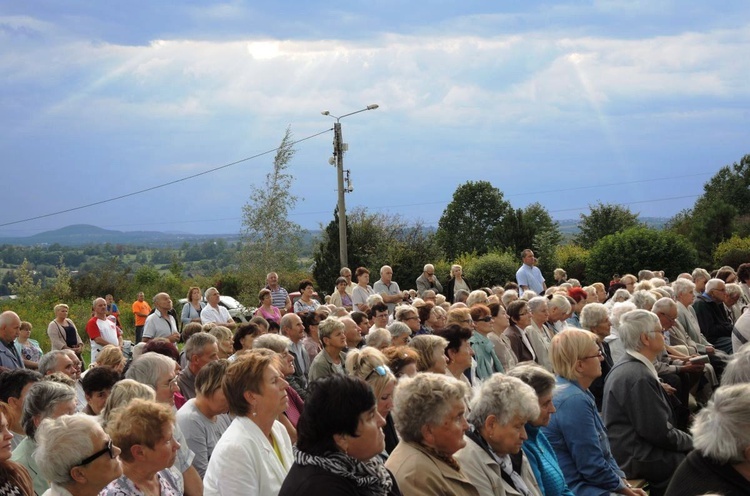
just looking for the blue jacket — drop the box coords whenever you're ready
[541,377,625,496]
[522,424,574,496]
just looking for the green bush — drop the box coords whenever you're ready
[555,244,590,284]
[713,235,750,269]
[586,227,698,284]
[464,251,518,288]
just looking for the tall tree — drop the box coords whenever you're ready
[240,126,302,276]
[436,181,513,260]
[575,202,640,249]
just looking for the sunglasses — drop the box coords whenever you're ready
[77,439,116,466]
[365,364,390,382]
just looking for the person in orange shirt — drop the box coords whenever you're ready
[132,292,151,344]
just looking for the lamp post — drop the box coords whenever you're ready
[321,104,379,269]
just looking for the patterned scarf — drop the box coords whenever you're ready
[294,448,393,496]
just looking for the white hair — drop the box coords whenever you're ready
[672,278,695,297]
[34,414,100,485]
[692,383,750,463]
[618,309,659,352]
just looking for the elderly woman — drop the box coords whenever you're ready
[543,329,647,496]
[487,302,518,371]
[294,280,320,315]
[666,383,750,495]
[436,324,474,386]
[385,373,478,495]
[346,347,399,455]
[11,381,77,495]
[278,375,401,496]
[426,304,448,333]
[387,321,412,347]
[204,350,293,495]
[469,304,505,379]
[580,302,614,411]
[352,267,376,312]
[81,366,121,415]
[100,378,156,427]
[366,328,392,350]
[176,359,231,478]
[454,374,544,496]
[603,310,693,495]
[508,364,574,496]
[182,286,206,327]
[308,316,348,382]
[34,414,123,496]
[208,325,234,359]
[47,303,84,356]
[101,399,181,495]
[383,346,420,378]
[0,402,33,496]
[329,277,354,311]
[255,288,282,324]
[253,334,306,440]
[409,334,449,374]
[446,264,471,304]
[504,300,535,363]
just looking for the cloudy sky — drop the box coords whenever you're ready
[1,1,748,236]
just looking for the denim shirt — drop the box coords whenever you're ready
[541,377,625,496]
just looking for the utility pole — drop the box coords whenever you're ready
[321,104,379,269]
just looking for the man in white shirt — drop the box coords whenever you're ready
[85,298,122,364]
[200,287,236,330]
[143,292,180,343]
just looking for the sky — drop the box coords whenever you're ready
[1,1,749,237]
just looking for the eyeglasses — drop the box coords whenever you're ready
[365,364,390,382]
[77,439,116,466]
[405,316,419,321]
[581,350,604,360]
[475,317,493,323]
[649,329,668,335]
[160,377,179,389]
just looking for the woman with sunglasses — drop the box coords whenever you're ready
[346,348,399,455]
[34,413,122,496]
[469,304,505,380]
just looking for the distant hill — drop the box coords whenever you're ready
[0,224,243,247]
[556,217,669,235]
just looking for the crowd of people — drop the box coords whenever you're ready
[1,258,750,496]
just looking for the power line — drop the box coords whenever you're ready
[0,128,333,228]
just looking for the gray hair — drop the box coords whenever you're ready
[613,288,631,303]
[184,332,218,361]
[631,290,656,310]
[692,268,710,282]
[100,379,155,428]
[125,352,175,389]
[726,283,742,298]
[506,363,556,398]
[527,296,548,314]
[692,383,750,463]
[204,286,219,299]
[34,414,100,485]
[501,290,519,307]
[672,278,695,297]
[423,264,435,272]
[387,321,412,339]
[366,294,384,308]
[610,301,636,328]
[652,297,677,315]
[465,290,490,308]
[468,374,540,430]
[580,303,609,330]
[37,350,68,376]
[520,290,538,301]
[392,373,469,443]
[318,316,345,342]
[548,294,572,313]
[395,305,418,322]
[721,347,750,386]
[365,328,392,348]
[618,309,660,352]
[22,381,75,440]
[253,333,292,354]
[705,278,725,293]
[279,312,299,331]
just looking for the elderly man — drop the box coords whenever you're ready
[0,368,42,449]
[266,272,292,315]
[131,291,151,344]
[724,283,743,322]
[143,292,180,343]
[603,310,693,494]
[693,278,734,354]
[516,249,546,296]
[85,298,122,365]
[0,311,24,370]
[416,263,443,297]
[200,287,236,330]
[373,265,409,315]
[342,316,363,351]
[339,267,356,295]
[280,312,310,399]
[38,350,77,378]
[177,333,219,400]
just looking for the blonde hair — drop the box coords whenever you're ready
[95,344,124,369]
[346,347,396,399]
[408,335,448,372]
[550,328,599,380]
[107,399,175,463]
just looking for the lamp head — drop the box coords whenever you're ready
[321,111,330,116]
[366,104,379,110]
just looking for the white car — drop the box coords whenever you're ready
[178,295,255,323]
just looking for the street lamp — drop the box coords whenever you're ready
[321,104,379,269]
